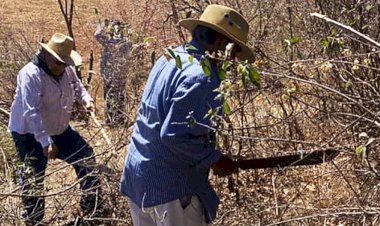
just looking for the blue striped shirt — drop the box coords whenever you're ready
[120,40,222,223]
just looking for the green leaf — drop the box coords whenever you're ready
[237,64,247,86]
[284,37,300,46]
[218,68,226,80]
[188,55,194,64]
[27,156,38,161]
[321,38,329,47]
[166,48,176,59]
[144,37,155,44]
[355,145,366,161]
[175,55,182,70]
[218,62,229,81]
[150,51,156,65]
[289,36,300,45]
[366,3,373,12]
[344,79,353,90]
[222,61,230,71]
[204,108,216,119]
[200,58,212,76]
[185,44,198,51]
[223,101,231,115]
[248,66,260,86]
[330,27,338,37]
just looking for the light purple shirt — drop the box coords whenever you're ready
[8,62,93,147]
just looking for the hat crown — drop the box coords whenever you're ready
[39,33,81,66]
[46,33,74,59]
[199,5,249,43]
[178,4,254,62]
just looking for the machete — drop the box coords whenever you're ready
[236,148,339,170]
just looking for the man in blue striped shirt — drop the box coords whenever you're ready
[120,5,254,225]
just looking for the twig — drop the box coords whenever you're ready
[89,112,111,145]
[310,13,380,49]
[0,107,10,118]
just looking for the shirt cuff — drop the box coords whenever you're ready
[39,135,53,148]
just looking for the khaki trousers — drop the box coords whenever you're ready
[128,196,209,226]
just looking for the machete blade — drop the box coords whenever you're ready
[236,148,339,170]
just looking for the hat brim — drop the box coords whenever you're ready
[179,19,254,62]
[39,42,82,66]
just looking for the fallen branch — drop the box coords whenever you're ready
[0,106,10,118]
[90,112,111,145]
[311,12,380,48]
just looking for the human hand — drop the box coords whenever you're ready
[211,154,237,177]
[43,143,58,160]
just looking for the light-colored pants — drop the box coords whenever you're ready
[128,196,209,226]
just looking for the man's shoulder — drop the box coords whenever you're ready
[19,62,43,77]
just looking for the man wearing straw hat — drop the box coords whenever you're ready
[8,33,103,225]
[120,4,254,226]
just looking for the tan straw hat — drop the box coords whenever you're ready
[179,4,254,62]
[39,33,82,66]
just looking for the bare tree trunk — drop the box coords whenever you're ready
[57,0,76,49]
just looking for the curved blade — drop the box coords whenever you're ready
[237,149,339,170]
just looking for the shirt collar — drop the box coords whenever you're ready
[32,51,65,79]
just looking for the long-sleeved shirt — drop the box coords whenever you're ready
[94,23,131,80]
[119,40,223,223]
[8,59,93,148]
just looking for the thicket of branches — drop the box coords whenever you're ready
[2,0,380,225]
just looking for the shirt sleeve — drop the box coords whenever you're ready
[160,73,221,170]
[94,23,108,45]
[69,67,93,105]
[19,70,53,147]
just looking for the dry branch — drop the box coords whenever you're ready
[0,107,10,118]
[311,12,380,49]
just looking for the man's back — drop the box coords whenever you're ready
[120,41,222,222]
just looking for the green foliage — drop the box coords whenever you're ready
[200,57,212,76]
[365,3,373,12]
[223,101,231,115]
[205,108,218,120]
[150,51,155,65]
[166,48,176,59]
[355,145,367,161]
[321,28,344,53]
[143,37,155,44]
[355,133,374,163]
[283,36,300,53]
[238,63,260,87]
[185,44,197,51]
[217,61,230,81]
[344,79,353,91]
[175,55,182,70]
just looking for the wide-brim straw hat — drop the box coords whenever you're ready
[179,4,254,62]
[39,33,82,66]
